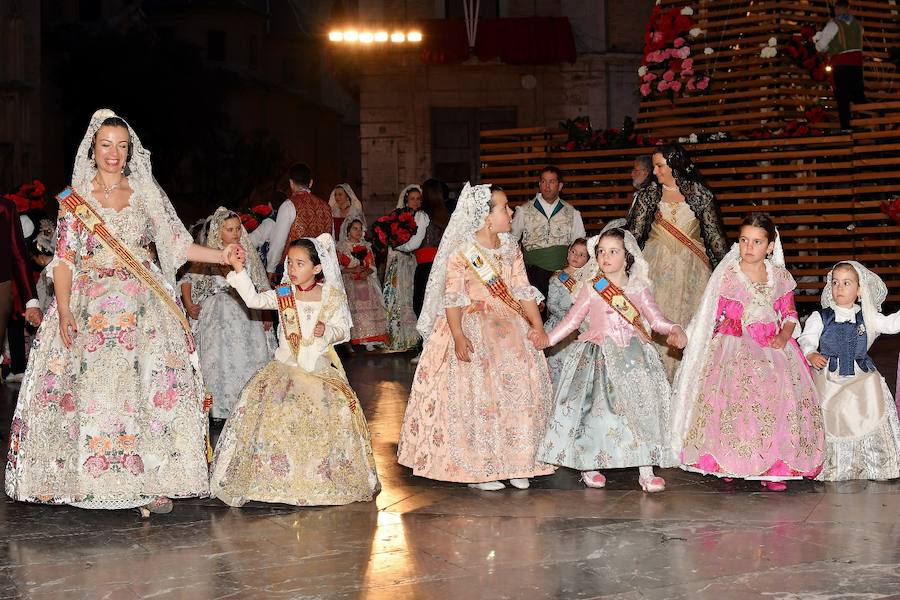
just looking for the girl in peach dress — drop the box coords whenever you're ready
[397,183,554,491]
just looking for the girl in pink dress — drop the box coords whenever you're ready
[397,183,554,491]
[670,213,824,491]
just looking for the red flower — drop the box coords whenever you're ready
[250,203,272,217]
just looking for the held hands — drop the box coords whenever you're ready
[666,325,688,349]
[223,244,246,272]
[186,302,202,320]
[769,328,791,350]
[528,328,550,350]
[58,307,78,349]
[806,351,828,370]
[452,332,474,362]
[314,321,325,338]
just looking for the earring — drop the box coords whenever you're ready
[488,222,493,232]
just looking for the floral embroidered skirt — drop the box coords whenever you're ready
[382,250,420,351]
[397,302,555,483]
[538,338,673,471]
[5,267,209,509]
[342,273,388,345]
[679,334,824,480]
[209,361,379,507]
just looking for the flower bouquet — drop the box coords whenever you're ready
[639,5,712,101]
[372,208,418,252]
[558,116,662,151]
[3,179,47,213]
[784,26,828,82]
[881,197,900,225]
[238,203,274,233]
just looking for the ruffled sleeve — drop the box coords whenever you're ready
[509,245,544,303]
[47,209,79,281]
[772,267,799,328]
[443,250,471,309]
[146,186,193,285]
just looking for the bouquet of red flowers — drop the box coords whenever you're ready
[882,197,900,225]
[351,244,369,263]
[784,26,828,82]
[372,208,418,251]
[3,179,47,213]
[237,203,275,233]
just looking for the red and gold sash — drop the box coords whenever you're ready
[57,187,194,342]
[555,270,577,293]
[592,274,651,342]
[461,244,530,322]
[275,283,358,401]
[654,211,711,270]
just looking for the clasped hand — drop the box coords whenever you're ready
[223,244,246,270]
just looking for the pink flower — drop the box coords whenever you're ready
[123,453,144,475]
[640,83,652,96]
[657,80,669,92]
[647,51,661,63]
[663,70,675,81]
[83,455,109,478]
[644,72,658,82]
[674,37,685,48]
[670,81,682,92]
[679,46,691,59]
[682,58,693,70]
[59,393,76,413]
[697,77,709,90]
[687,77,696,90]
[652,31,663,43]
[681,69,694,77]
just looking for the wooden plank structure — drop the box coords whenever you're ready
[479,0,900,303]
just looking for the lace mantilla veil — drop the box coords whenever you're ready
[396,184,422,210]
[668,228,786,462]
[328,183,365,222]
[416,182,498,340]
[821,260,887,349]
[280,233,353,343]
[71,108,192,290]
[189,207,270,302]
[577,219,652,290]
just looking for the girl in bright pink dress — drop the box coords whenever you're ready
[669,213,824,491]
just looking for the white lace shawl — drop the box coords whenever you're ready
[328,183,365,222]
[416,182,498,340]
[280,233,352,343]
[669,229,787,460]
[821,260,887,349]
[70,108,192,289]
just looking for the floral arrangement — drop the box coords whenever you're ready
[372,208,418,251]
[351,244,369,263]
[881,197,900,225]
[747,105,826,139]
[760,37,778,59]
[558,116,662,151]
[237,203,274,233]
[676,131,731,144]
[640,5,712,100]
[3,179,47,213]
[784,26,828,81]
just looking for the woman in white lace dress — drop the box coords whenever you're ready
[181,207,274,420]
[4,109,239,515]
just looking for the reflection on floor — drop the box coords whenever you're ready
[1,337,899,599]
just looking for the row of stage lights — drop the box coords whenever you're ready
[328,30,423,44]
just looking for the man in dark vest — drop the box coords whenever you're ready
[814,0,865,131]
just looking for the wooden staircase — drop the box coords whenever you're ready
[479,0,900,303]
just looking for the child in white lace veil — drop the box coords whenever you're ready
[578,219,653,289]
[416,182,510,340]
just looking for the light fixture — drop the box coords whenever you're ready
[825,65,832,72]
[327,27,422,44]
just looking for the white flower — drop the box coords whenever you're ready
[760,47,777,59]
[681,7,694,15]
[768,37,777,47]
[689,133,698,143]
[689,28,704,38]
[638,65,648,77]
[704,47,714,55]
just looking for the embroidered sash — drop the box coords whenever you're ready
[592,275,651,342]
[57,187,195,343]
[461,244,530,322]
[654,211,711,270]
[556,270,577,293]
[276,283,359,401]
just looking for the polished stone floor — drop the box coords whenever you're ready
[1,338,900,599]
